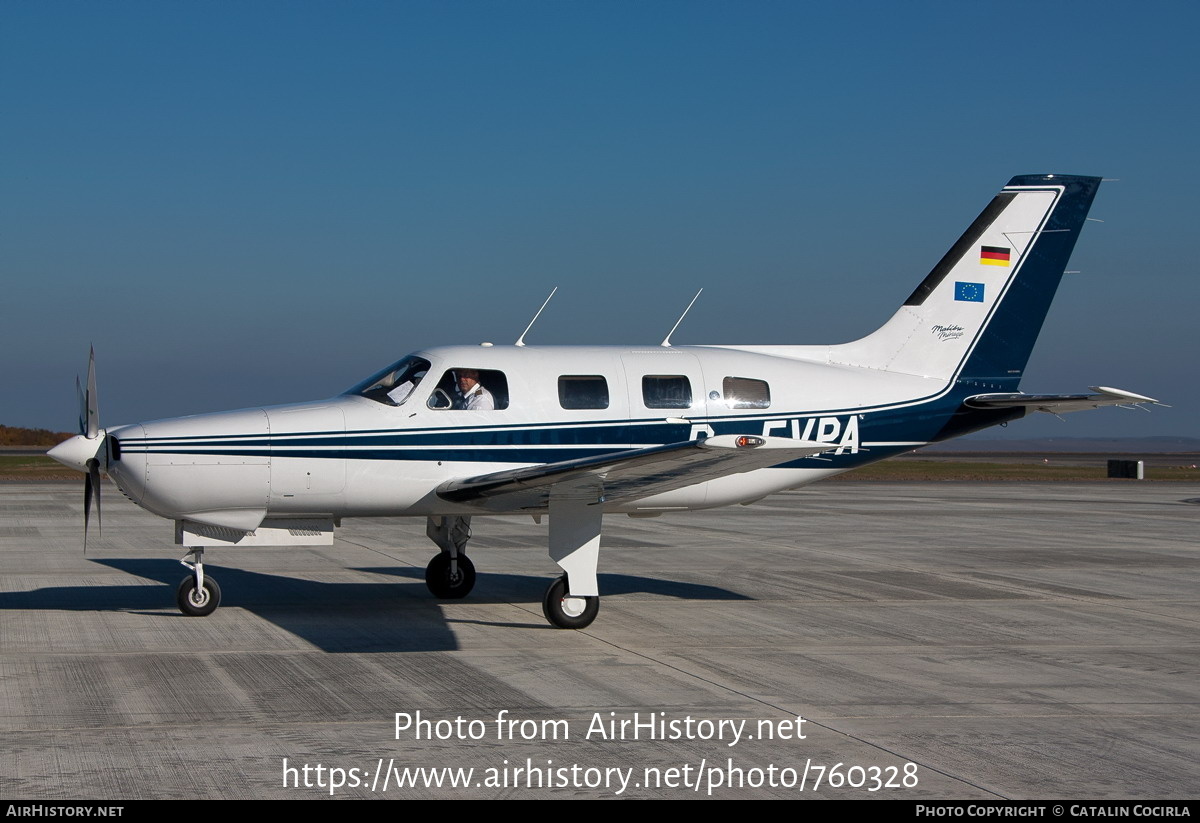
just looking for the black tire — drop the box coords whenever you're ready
[541,575,599,629]
[425,553,476,599]
[176,575,221,617]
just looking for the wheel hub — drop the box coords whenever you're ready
[561,595,587,617]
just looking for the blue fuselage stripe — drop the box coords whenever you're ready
[117,395,986,470]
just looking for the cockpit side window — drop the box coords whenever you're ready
[427,368,509,410]
[349,356,432,406]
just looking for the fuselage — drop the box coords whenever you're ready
[99,343,1011,531]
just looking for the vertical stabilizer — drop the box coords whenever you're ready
[828,175,1102,392]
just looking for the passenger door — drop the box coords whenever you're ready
[620,351,713,447]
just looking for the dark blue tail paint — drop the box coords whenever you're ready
[957,174,1102,392]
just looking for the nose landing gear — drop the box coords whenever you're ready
[177,548,221,616]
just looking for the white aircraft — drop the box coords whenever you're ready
[48,174,1157,629]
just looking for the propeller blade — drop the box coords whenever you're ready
[92,460,102,539]
[83,458,102,553]
[84,460,93,553]
[85,346,99,439]
[76,375,86,436]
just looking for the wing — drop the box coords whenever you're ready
[964,385,1158,415]
[436,434,834,512]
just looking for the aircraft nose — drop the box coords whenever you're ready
[47,434,103,473]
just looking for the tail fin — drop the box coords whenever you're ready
[829,174,1102,391]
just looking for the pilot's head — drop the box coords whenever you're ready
[458,369,481,393]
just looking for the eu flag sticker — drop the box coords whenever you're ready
[955,281,985,302]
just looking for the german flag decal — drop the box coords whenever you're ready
[980,245,1011,266]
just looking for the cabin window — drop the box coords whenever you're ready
[558,376,609,410]
[642,375,692,409]
[723,376,771,409]
[427,368,509,410]
[349,355,432,406]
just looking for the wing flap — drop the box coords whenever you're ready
[965,385,1158,415]
[436,434,833,511]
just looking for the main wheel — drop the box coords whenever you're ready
[541,575,599,629]
[425,553,476,599]
[176,575,221,617]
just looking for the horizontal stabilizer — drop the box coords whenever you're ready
[437,434,834,511]
[964,386,1158,415]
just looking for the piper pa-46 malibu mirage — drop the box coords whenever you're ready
[50,174,1158,629]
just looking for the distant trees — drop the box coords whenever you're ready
[0,425,73,446]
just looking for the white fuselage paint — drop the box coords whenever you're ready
[103,343,944,530]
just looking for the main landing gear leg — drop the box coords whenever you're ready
[177,547,221,616]
[424,515,476,599]
[543,492,602,629]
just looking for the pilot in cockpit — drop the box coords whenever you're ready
[454,369,495,410]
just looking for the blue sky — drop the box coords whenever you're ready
[3,1,1196,438]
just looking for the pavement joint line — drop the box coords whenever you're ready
[334,536,416,564]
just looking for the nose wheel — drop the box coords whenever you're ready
[177,548,221,616]
[542,575,599,629]
[177,575,221,616]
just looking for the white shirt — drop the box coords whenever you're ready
[458,381,494,411]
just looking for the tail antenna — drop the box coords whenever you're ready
[660,289,703,347]
[515,287,558,347]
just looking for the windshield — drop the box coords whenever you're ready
[345,355,432,406]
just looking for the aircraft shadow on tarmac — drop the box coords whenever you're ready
[0,559,747,653]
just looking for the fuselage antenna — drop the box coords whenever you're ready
[660,288,703,347]
[515,287,558,347]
